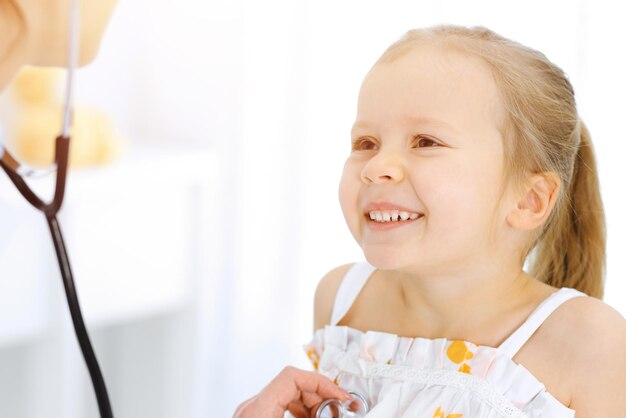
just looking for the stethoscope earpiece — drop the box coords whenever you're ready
[316,391,370,418]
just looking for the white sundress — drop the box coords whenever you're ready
[303,262,588,418]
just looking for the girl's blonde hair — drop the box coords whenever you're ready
[377,25,606,298]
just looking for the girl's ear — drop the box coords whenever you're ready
[506,172,561,231]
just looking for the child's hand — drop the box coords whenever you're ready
[232,366,352,418]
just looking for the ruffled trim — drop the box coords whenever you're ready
[303,325,575,418]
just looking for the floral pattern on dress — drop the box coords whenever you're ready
[306,347,320,372]
[446,340,477,374]
[432,405,463,418]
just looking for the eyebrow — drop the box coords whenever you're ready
[351,116,457,134]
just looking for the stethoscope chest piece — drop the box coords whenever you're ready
[316,391,370,418]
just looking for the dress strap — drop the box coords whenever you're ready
[497,287,588,358]
[330,262,376,326]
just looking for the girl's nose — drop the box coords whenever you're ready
[360,151,405,184]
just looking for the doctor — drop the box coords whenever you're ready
[0,2,344,417]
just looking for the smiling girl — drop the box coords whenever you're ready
[304,25,626,418]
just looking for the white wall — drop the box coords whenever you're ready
[1,0,624,417]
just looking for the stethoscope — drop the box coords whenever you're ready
[316,391,370,418]
[0,1,113,417]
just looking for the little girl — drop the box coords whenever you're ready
[304,25,626,418]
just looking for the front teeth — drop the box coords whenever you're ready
[368,210,420,222]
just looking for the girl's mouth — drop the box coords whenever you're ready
[367,210,421,222]
[365,210,424,230]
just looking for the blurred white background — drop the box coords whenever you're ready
[0,0,624,417]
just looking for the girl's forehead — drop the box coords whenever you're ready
[356,45,503,133]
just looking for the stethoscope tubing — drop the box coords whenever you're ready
[47,215,114,418]
[0,0,114,417]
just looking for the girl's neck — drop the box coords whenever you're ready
[389,262,550,342]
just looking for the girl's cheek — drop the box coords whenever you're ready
[338,172,359,223]
[422,177,483,225]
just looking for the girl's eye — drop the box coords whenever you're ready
[414,136,439,148]
[352,138,378,151]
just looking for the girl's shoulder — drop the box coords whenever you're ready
[542,293,625,347]
[527,292,625,371]
[313,263,356,332]
[538,295,626,416]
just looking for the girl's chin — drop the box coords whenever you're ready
[362,245,440,274]
[363,250,412,271]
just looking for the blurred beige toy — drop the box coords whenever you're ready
[8,66,124,168]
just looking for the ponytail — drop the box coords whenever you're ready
[529,121,606,299]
